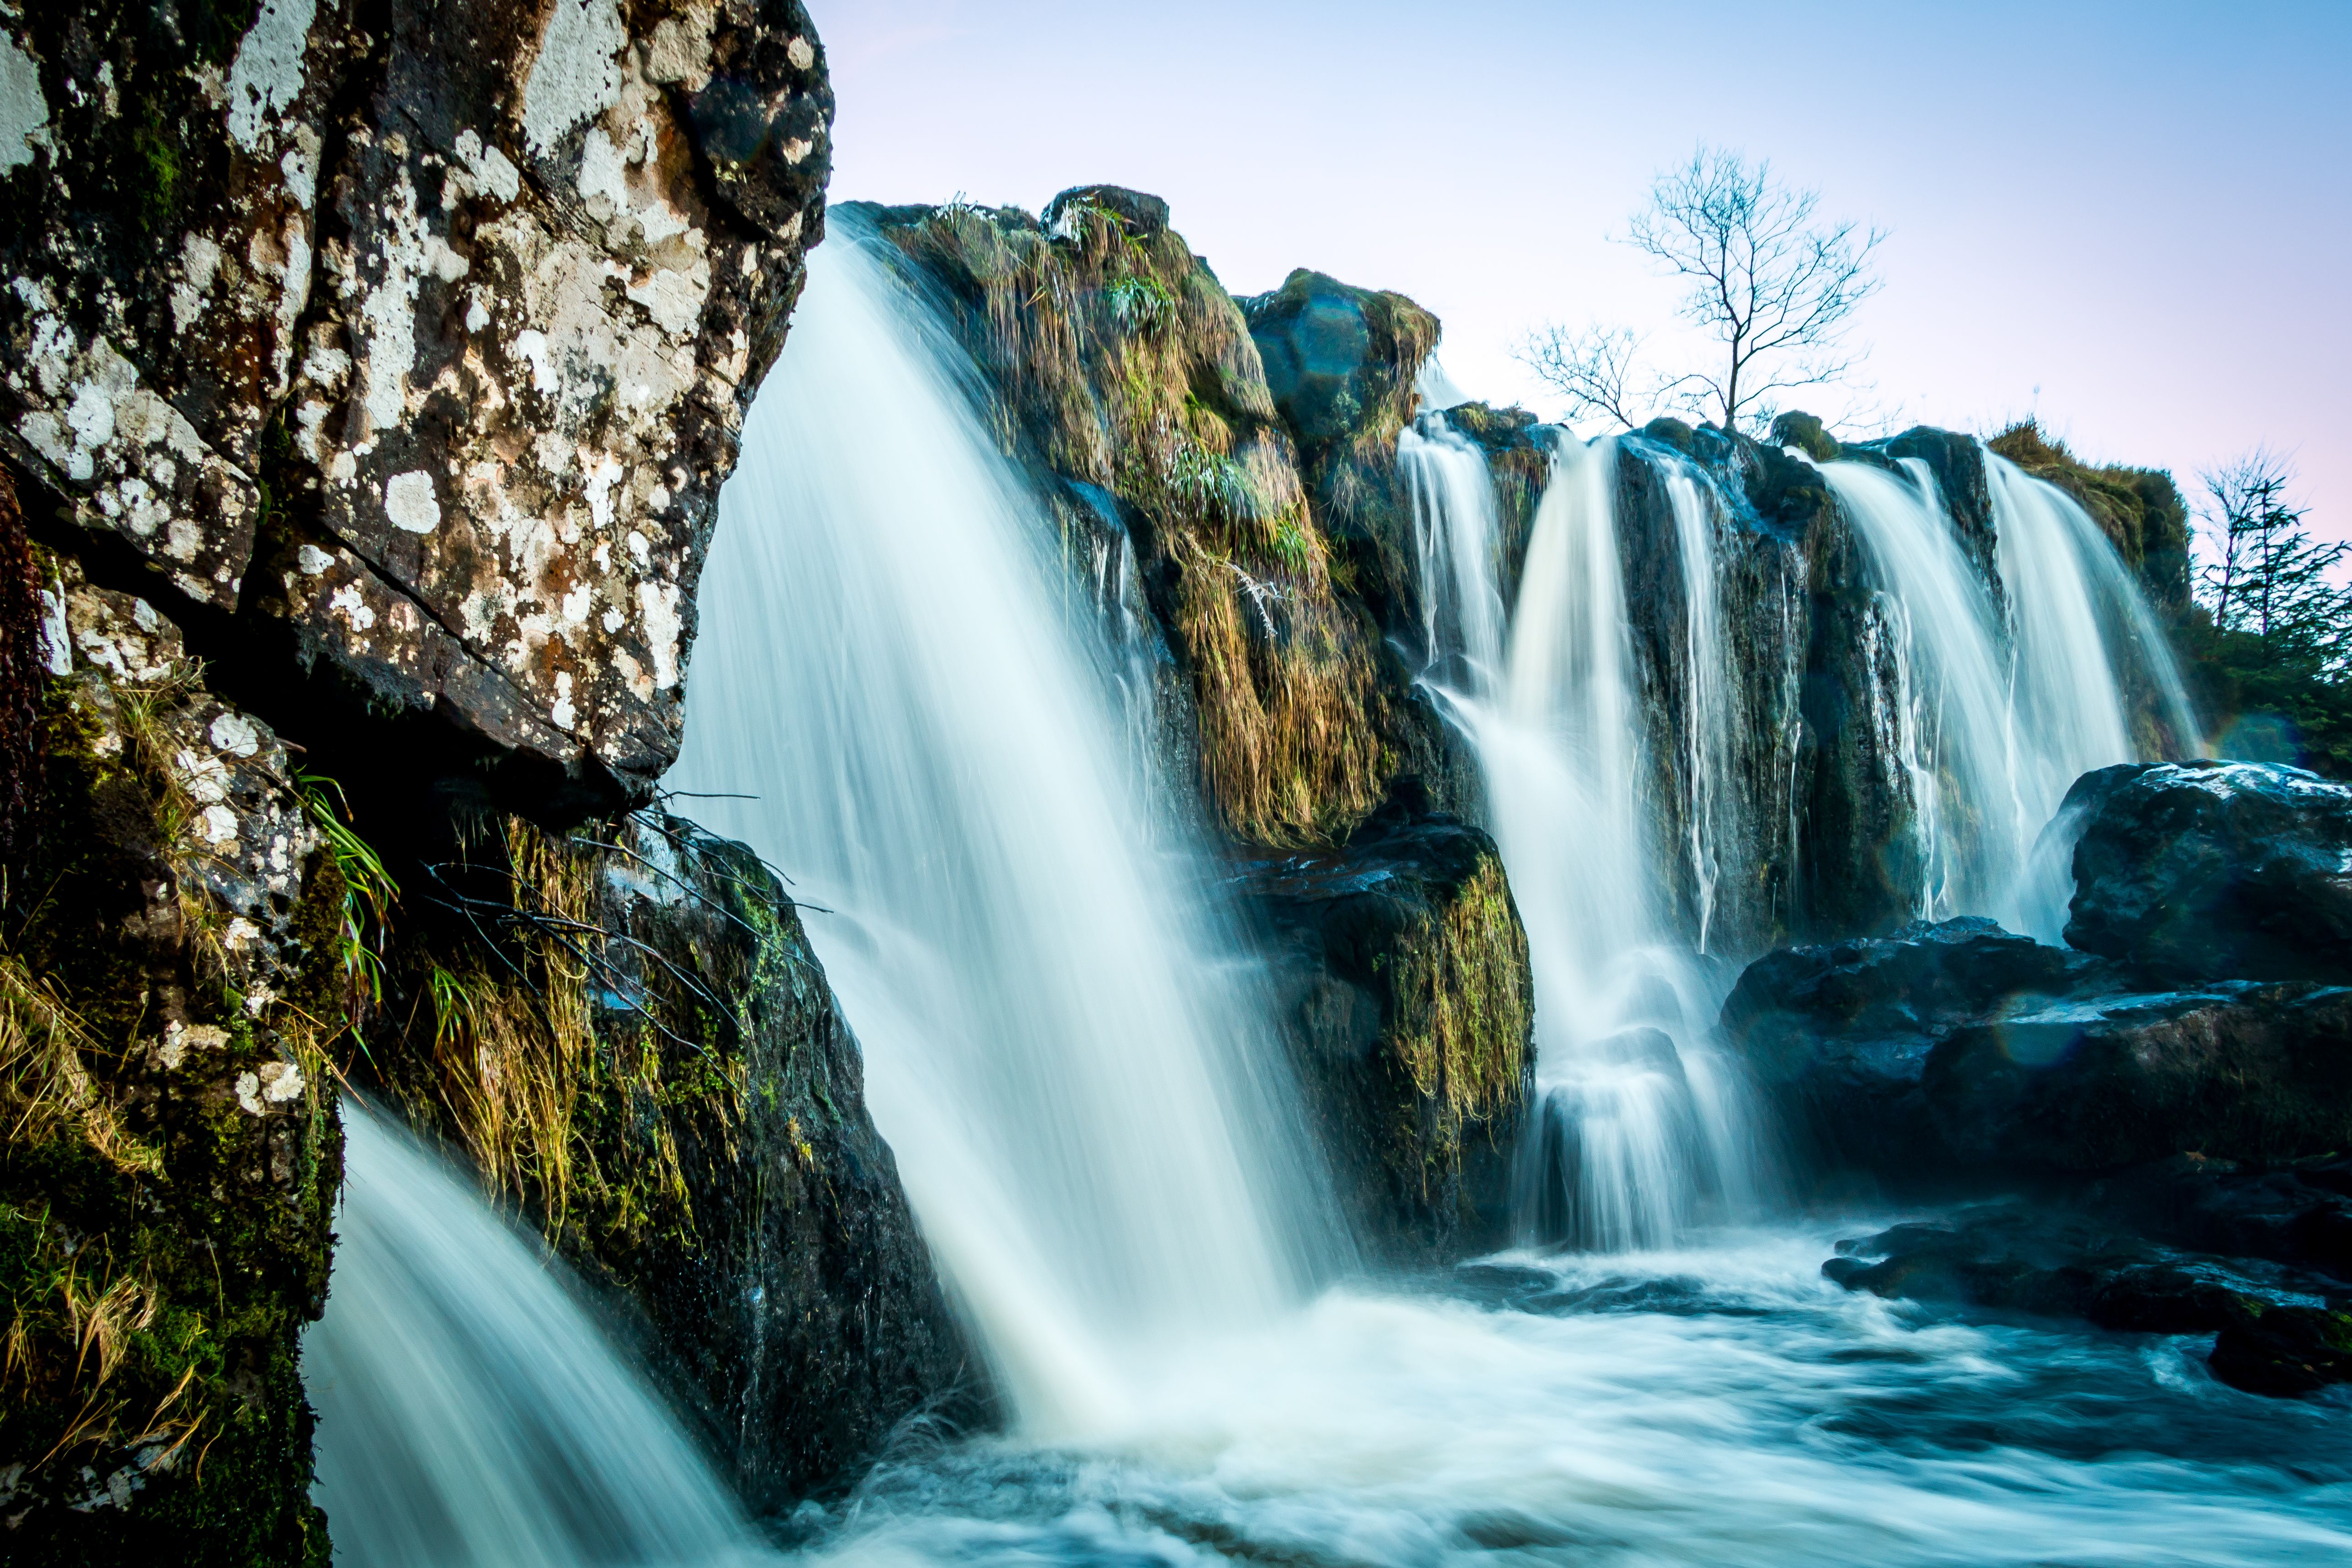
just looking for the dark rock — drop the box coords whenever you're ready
[1823,1203,2344,1343]
[1233,798,1534,1264]
[2081,1153,2352,1282]
[365,809,986,1511]
[2063,761,2352,984]
[574,814,987,1506]
[1042,184,1169,237]
[1767,411,1839,463]
[1925,981,2352,1170]
[1719,916,2117,1177]
[2208,1296,2352,1396]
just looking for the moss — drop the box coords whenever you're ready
[1988,419,2190,610]
[863,201,1393,843]
[1388,855,1532,1146]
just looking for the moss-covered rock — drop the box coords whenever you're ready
[1988,420,2191,611]
[3,556,342,1565]
[856,197,1393,846]
[1233,795,1534,1263]
[362,809,982,1510]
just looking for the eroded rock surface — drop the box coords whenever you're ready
[3,0,832,808]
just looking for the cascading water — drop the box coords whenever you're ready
[663,228,1341,1435]
[1824,453,2198,938]
[1401,418,1763,1250]
[307,1103,769,1568]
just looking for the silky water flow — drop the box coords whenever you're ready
[308,255,2340,1567]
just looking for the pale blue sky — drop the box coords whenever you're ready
[816,0,2351,547]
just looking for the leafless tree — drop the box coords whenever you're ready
[1518,147,1886,433]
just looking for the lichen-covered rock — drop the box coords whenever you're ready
[1233,797,1534,1263]
[3,0,833,809]
[3,556,344,1564]
[363,808,981,1509]
[2063,761,2352,984]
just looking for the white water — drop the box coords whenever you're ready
[1825,454,2198,938]
[307,1103,770,1568]
[1401,420,1762,1250]
[664,232,1338,1436]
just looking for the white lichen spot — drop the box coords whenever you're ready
[512,329,558,394]
[626,268,700,337]
[385,469,442,534]
[201,804,239,846]
[223,916,261,950]
[225,0,317,153]
[235,1071,265,1114]
[521,0,626,158]
[0,32,52,173]
[171,234,224,333]
[560,584,591,624]
[551,669,576,730]
[465,295,489,333]
[601,605,622,633]
[329,581,377,631]
[638,579,681,687]
[625,528,650,567]
[297,543,334,575]
[260,1060,305,1103]
[577,126,628,215]
[209,711,262,756]
[453,127,521,203]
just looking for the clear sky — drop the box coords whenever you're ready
[813,0,2351,550]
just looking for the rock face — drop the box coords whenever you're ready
[2063,761,2352,984]
[3,0,832,813]
[1723,914,2352,1179]
[364,809,984,1513]
[3,541,344,1563]
[1233,800,1534,1263]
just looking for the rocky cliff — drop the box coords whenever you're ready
[0,4,968,1560]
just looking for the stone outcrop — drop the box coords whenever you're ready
[1232,796,1534,1263]
[3,539,344,1563]
[2062,761,2352,984]
[3,0,832,814]
[362,808,984,1512]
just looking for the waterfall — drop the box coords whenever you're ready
[664,230,1341,1435]
[1825,452,2198,939]
[1402,420,1763,1250]
[307,1103,768,1568]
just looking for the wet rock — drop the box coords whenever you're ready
[1233,795,1534,1264]
[1925,980,2352,1170]
[364,809,985,1508]
[4,0,833,811]
[1822,1204,2347,1362]
[3,559,344,1563]
[1719,916,2116,1177]
[1768,411,1839,463]
[2062,761,2352,984]
[2208,1295,2352,1396]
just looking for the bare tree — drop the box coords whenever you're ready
[1518,147,1886,433]
[1514,324,1645,431]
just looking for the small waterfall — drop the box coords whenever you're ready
[1825,452,2197,939]
[1404,423,1763,1250]
[666,231,1340,1434]
[1662,465,1734,954]
[307,1103,767,1568]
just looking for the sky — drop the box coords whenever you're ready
[811,0,2352,552]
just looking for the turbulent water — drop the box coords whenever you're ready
[664,227,1342,1434]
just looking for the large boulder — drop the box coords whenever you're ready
[1719,916,2113,1177]
[2063,761,2352,984]
[2,0,832,816]
[1926,981,2352,1170]
[1233,798,1534,1264]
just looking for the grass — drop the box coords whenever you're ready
[1390,854,1531,1130]
[878,203,1393,842]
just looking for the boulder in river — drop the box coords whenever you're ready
[2063,761,2352,985]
